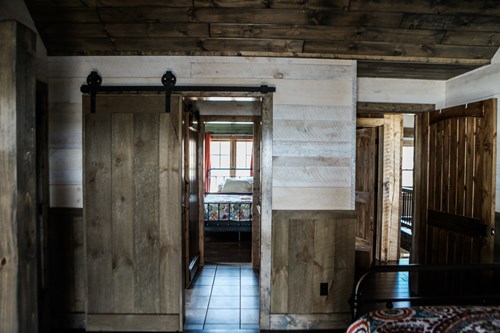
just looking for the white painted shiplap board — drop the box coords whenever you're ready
[274,105,353,121]
[48,56,352,78]
[358,77,446,108]
[48,56,357,209]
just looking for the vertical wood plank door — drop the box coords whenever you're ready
[83,94,182,332]
[416,99,496,267]
[355,127,378,267]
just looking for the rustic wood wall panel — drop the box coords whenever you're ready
[270,211,355,324]
[0,21,37,333]
[49,57,355,330]
[271,62,355,210]
[84,95,182,330]
[48,57,355,210]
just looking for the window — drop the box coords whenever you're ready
[208,135,253,191]
[402,146,414,188]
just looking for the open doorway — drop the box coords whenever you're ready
[400,114,416,263]
[355,114,403,268]
[183,97,262,330]
[203,121,254,264]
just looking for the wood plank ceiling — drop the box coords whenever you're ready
[25,0,500,80]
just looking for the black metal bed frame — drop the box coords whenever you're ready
[350,263,500,320]
[204,168,253,233]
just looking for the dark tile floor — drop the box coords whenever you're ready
[185,263,259,331]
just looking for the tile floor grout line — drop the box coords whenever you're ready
[202,265,217,329]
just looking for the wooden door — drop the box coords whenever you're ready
[84,94,183,331]
[415,99,497,267]
[355,127,378,268]
[357,116,402,263]
[184,108,200,287]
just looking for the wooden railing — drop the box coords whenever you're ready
[400,187,414,252]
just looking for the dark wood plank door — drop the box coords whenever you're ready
[415,99,496,266]
[355,127,378,267]
[83,94,183,331]
[184,108,200,287]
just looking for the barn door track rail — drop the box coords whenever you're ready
[81,70,276,113]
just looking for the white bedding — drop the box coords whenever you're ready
[204,194,252,204]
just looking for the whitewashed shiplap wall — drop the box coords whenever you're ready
[48,56,356,210]
[357,77,445,108]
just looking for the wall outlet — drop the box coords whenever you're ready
[320,282,328,296]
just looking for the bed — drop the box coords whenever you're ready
[204,168,253,233]
[347,263,500,333]
[347,305,500,333]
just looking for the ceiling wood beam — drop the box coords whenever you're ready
[357,102,435,113]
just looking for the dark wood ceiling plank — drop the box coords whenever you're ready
[23,1,500,80]
[357,61,481,80]
[349,0,500,15]
[97,7,193,23]
[112,37,303,54]
[37,23,107,38]
[97,0,193,6]
[113,37,202,52]
[304,40,498,61]
[25,0,195,9]
[193,0,350,9]
[25,0,97,7]
[201,38,303,53]
[37,22,210,39]
[401,14,500,32]
[193,8,404,27]
[269,0,350,10]
[442,31,500,46]
[211,24,445,44]
[105,23,209,38]
[44,37,115,54]
[193,0,268,8]
[26,7,100,23]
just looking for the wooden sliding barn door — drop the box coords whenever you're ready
[83,94,183,331]
[415,99,496,266]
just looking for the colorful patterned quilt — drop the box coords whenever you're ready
[347,305,500,333]
[204,194,252,222]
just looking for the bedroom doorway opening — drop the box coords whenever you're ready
[203,121,254,264]
[183,96,263,330]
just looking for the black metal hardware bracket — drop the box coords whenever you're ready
[80,71,276,114]
[161,70,176,113]
[86,71,102,113]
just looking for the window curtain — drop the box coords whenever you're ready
[204,132,211,193]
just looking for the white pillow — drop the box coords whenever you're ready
[221,178,253,193]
